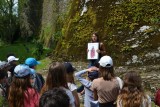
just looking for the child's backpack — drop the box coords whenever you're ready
[155,89,160,106]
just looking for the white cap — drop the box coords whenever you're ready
[7,56,19,63]
[99,55,113,67]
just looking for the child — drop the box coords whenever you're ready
[155,88,160,106]
[75,66,99,107]
[41,62,75,107]
[8,64,39,107]
[0,65,8,107]
[40,88,70,107]
[64,62,80,107]
[117,71,151,107]
[25,57,45,92]
[91,55,120,107]
[7,56,19,76]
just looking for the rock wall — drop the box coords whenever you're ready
[19,0,160,65]
[54,0,160,65]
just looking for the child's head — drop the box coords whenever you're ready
[64,62,76,83]
[0,61,9,83]
[0,69,7,84]
[7,56,19,65]
[98,55,114,80]
[118,71,145,107]
[13,64,34,86]
[40,88,70,107]
[44,62,68,90]
[25,57,40,69]
[123,71,142,91]
[0,61,9,71]
[88,70,99,81]
[8,64,35,107]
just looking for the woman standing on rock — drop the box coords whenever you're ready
[117,71,151,107]
[88,32,106,67]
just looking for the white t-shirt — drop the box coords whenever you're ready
[67,82,77,92]
[62,87,75,107]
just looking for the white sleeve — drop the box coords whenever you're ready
[68,83,77,92]
[116,77,123,89]
[147,95,152,107]
[65,89,75,107]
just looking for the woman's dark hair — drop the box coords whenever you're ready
[99,66,115,80]
[91,32,99,42]
[0,70,7,80]
[41,62,68,94]
[40,88,70,107]
[8,75,32,107]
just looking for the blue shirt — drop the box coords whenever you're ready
[75,70,98,107]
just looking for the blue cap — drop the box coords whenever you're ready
[14,64,34,77]
[88,71,99,79]
[88,66,99,79]
[64,62,76,73]
[25,58,40,67]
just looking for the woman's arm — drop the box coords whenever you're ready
[93,89,98,101]
[100,42,106,55]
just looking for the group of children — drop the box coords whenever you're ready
[0,53,160,107]
[0,55,45,107]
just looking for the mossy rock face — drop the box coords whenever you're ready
[40,0,72,47]
[54,1,160,65]
[55,0,117,60]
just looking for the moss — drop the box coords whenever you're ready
[40,24,54,47]
[55,0,117,60]
[54,1,160,65]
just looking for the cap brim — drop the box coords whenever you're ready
[15,58,19,61]
[37,61,40,65]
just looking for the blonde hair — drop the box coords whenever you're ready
[117,71,149,107]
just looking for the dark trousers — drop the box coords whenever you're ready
[99,101,116,107]
[77,85,84,93]
[88,59,99,67]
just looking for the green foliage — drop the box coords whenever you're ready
[36,57,52,71]
[32,41,44,60]
[0,96,8,107]
[0,0,19,43]
[0,43,36,63]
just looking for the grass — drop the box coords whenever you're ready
[0,42,36,62]
[36,57,52,71]
[0,42,51,63]
[0,42,52,72]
